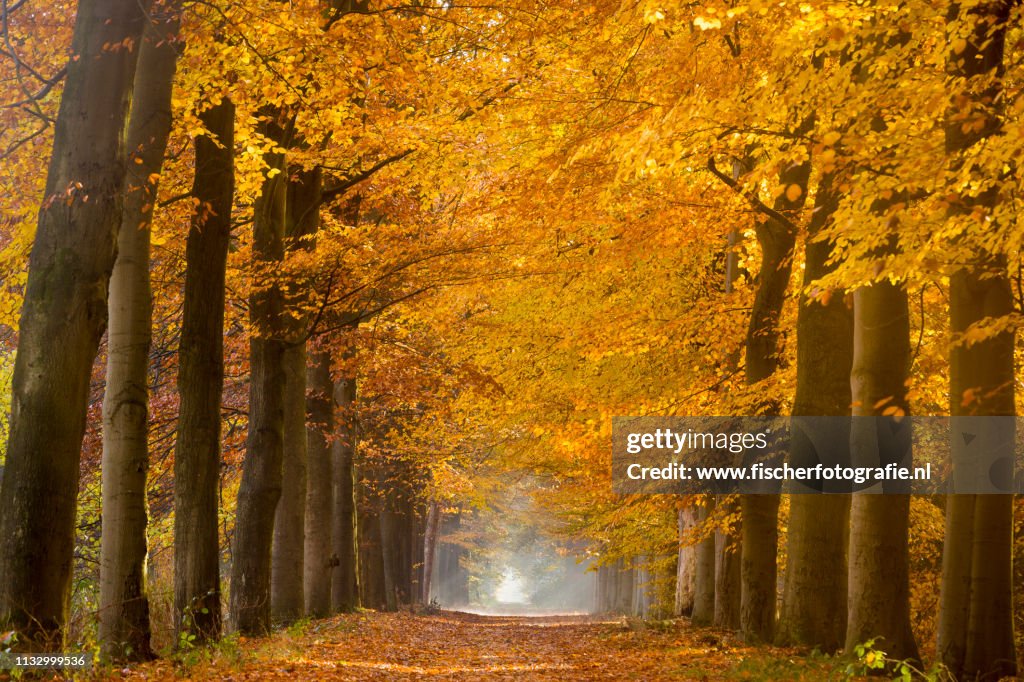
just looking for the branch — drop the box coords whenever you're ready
[319,149,414,203]
[707,155,798,232]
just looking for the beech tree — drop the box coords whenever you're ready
[0,0,148,650]
[100,0,183,661]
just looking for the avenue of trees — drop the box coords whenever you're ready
[0,0,1023,679]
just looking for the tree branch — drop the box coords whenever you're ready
[707,155,799,232]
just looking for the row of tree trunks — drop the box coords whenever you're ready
[99,0,183,661]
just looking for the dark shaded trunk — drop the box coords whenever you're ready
[690,500,716,626]
[173,98,235,644]
[271,167,321,623]
[379,501,400,612]
[422,502,441,604]
[938,3,1016,679]
[0,0,147,651]
[846,276,919,664]
[739,144,807,643]
[331,375,360,612]
[776,169,852,651]
[99,2,182,661]
[359,504,386,610]
[271,343,306,622]
[230,121,289,635]
[303,351,333,617]
[713,512,741,629]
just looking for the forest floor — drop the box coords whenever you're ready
[82,610,862,681]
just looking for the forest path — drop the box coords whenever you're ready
[117,610,833,681]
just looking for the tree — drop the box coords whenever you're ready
[775,164,852,652]
[0,0,148,651]
[174,97,235,644]
[100,0,183,660]
[230,114,290,635]
[938,2,1017,678]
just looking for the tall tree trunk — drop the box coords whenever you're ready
[271,167,321,623]
[271,343,306,622]
[422,501,441,604]
[845,275,919,664]
[739,150,807,643]
[379,498,400,612]
[173,98,235,644]
[331,375,360,611]
[776,169,852,651]
[230,123,289,634]
[100,2,182,661]
[690,500,716,625]
[303,351,333,617]
[0,0,147,651]
[713,516,741,629]
[939,3,1016,679]
[359,504,386,609]
[675,506,697,616]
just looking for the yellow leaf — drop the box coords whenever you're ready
[785,184,802,202]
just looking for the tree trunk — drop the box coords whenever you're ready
[690,500,716,625]
[99,3,181,661]
[303,351,333,617]
[845,279,919,664]
[675,507,697,616]
[0,0,147,651]
[422,502,442,604]
[230,122,289,635]
[359,505,386,610]
[331,375,360,612]
[714,511,741,630]
[271,343,306,622]
[173,98,235,644]
[271,166,321,623]
[739,145,807,644]
[379,501,400,612]
[938,3,1016,679]
[776,169,852,651]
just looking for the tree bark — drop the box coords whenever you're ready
[271,166,321,623]
[713,513,741,629]
[271,343,306,622]
[331,375,360,611]
[776,169,852,651]
[303,351,333,617]
[845,278,919,664]
[739,149,807,643]
[690,500,716,625]
[0,0,147,651]
[230,123,289,634]
[674,506,697,616]
[939,3,1016,679]
[99,2,182,661]
[422,501,442,604]
[173,98,235,644]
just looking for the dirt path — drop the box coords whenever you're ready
[114,611,834,681]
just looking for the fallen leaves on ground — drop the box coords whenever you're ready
[102,611,844,681]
